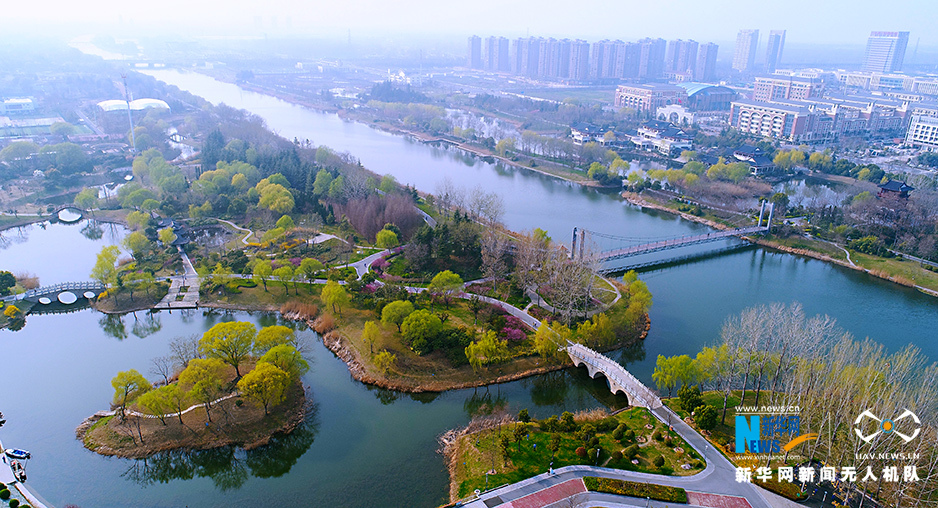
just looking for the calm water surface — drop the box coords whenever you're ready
[0,70,934,507]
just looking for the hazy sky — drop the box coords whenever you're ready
[6,0,936,47]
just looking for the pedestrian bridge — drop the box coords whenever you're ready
[9,281,106,304]
[566,342,662,409]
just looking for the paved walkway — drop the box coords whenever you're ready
[154,249,200,309]
[215,218,254,245]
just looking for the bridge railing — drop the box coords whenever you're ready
[594,224,769,262]
[18,281,106,299]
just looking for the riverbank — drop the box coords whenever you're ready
[622,191,938,298]
[76,381,307,459]
[202,72,611,189]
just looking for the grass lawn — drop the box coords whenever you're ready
[766,236,847,261]
[452,407,705,500]
[851,251,938,291]
[512,87,618,105]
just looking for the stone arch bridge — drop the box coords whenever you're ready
[566,342,662,409]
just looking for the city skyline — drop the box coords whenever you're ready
[1,0,936,48]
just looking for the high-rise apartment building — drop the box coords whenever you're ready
[638,38,667,79]
[733,29,759,72]
[589,40,606,79]
[695,43,718,81]
[569,40,591,81]
[468,36,482,69]
[862,31,910,72]
[484,36,510,72]
[765,30,786,72]
[665,39,699,74]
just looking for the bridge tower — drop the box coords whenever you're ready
[757,200,766,227]
[571,227,578,260]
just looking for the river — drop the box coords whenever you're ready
[0,70,935,508]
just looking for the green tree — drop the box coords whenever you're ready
[112,369,151,420]
[253,260,273,291]
[769,192,790,213]
[74,187,99,211]
[694,404,718,430]
[123,231,153,259]
[376,229,399,249]
[321,280,349,315]
[273,265,295,295]
[312,169,333,196]
[381,300,414,331]
[254,325,297,354]
[179,358,227,422]
[652,355,678,398]
[90,245,120,288]
[137,385,176,425]
[534,322,564,360]
[373,350,396,374]
[275,215,296,230]
[678,384,703,412]
[259,344,309,380]
[518,408,531,423]
[126,210,150,230]
[0,271,16,296]
[428,270,464,307]
[158,227,177,246]
[495,138,515,157]
[400,309,443,354]
[199,321,257,377]
[464,330,508,372]
[299,258,324,289]
[362,320,380,354]
[237,362,291,415]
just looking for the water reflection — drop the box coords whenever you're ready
[529,370,568,407]
[130,311,162,338]
[100,313,128,340]
[81,221,104,240]
[124,404,319,489]
[463,386,507,418]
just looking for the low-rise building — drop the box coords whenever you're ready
[730,99,822,142]
[905,114,938,151]
[753,76,823,102]
[614,84,687,113]
[0,97,35,114]
[629,120,693,155]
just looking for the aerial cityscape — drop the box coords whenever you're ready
[0,1,936,507]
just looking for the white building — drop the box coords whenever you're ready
[906,114,938,151]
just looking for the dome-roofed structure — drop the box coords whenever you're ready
[96,98,170,112]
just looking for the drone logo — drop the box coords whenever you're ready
[854,409,920,444]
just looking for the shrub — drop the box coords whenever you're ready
[624,429,635,442]
[518,408,530,423]
[665,437,673,447]
[575,446,587,458]
[694,404,718,430]
[588,437,600,448]
[612,450,623,461]
[10,499,20,508]
[584,477,687,503]
[678,384,703,413]
[624,444,639,459]
[612,424,626,441]
[653,430,663,441]
[0,490,10,500]
[312,314,336,334]
[653,455,665,468]
[693,460,703,468]
[597,417,619,432]
[560,411,576,432]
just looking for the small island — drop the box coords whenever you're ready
[77,321,310,458]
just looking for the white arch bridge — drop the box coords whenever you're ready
[566,342,662,409]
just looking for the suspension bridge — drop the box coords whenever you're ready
[572,201,774,271]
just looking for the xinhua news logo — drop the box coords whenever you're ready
[736,414,817,454]
[854,409,920,444]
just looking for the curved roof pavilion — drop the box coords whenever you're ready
[96,98,170,112]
